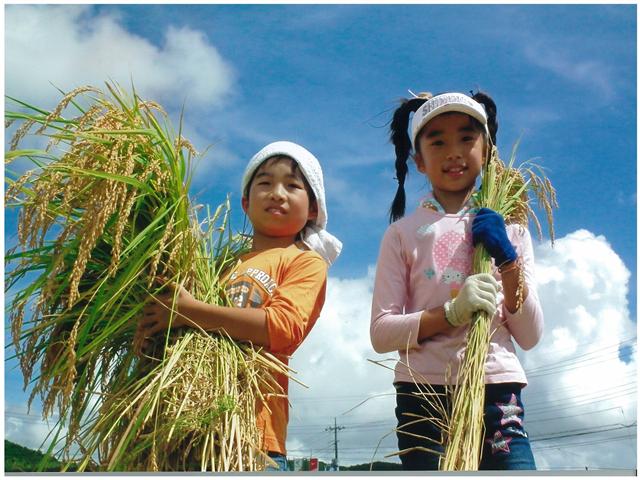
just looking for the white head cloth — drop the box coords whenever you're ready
[241,141,342,266]
[411,92,489,149]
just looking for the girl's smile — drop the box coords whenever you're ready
[443,162,467,178]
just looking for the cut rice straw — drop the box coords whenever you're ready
[5,82,292,471]
[441,144,557,470]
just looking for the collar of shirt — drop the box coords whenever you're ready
[419,191,480,215]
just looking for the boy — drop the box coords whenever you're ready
[135,141,341,470]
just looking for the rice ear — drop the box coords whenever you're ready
[5,83,283,471]
[442,144,557,470]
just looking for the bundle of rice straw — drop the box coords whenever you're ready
[5,83,289,471]
[440,144,557,470]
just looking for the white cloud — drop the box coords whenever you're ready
[523,229,636,470]
[6,230,635,470]
[289,229,636,470]
[615,190,637,207]
[522,43,614,101]
[5,403,59,453]
[506,105,563,137]
[288,267,399,465]
[5,5,234,111]
[5,4,237,188]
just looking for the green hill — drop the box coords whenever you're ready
[4,440,62,472]
[5,439,401,472]
[342,461,402,471]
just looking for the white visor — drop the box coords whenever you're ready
[411,93,489,149]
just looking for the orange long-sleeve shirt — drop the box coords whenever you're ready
[225,244,327,454]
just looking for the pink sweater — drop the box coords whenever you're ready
[370,206,543,386]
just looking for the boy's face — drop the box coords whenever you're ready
[242,156,318,240]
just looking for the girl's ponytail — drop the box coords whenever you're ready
[389,96,428,223]
[471,91,498,145]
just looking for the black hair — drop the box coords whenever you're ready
[387,90,499,223]
[244,155,317,205]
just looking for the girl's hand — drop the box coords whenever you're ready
[471,208,517,267]
[444,273,502,327]
[133,282,196,356]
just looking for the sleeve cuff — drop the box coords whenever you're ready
[405,311,423,350]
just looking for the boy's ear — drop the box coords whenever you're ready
[241,196,249,213]
[307,200,318,221]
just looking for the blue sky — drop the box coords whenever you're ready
[92,3,637,301]
[4,3,637,471]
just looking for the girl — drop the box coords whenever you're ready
[370,91,542,470]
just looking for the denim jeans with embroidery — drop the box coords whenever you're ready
[395,382,536,471]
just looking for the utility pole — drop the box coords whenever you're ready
[325,417,345,471]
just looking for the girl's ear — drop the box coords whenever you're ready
[414,151,426,174]
[482,139,493,165]
[241,196,249,214]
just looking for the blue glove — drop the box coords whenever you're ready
[472,208,517,267]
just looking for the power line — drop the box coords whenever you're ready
[530,422,636,443]
[526,406,628,425]
[533,433,636,452]
[525,337,636,377]
[524,369,636,399]
[525,383,636,415]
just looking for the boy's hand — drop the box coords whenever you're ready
[444,273,501,327]
[472,208,517,267]
[133,282,195,356]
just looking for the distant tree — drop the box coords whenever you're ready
[6,440,401,474]
[4,440,62,472]
[341,461,402,471]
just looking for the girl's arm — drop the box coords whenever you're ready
[501,225,544,350]
[370,225,455,353]
[472,209,543,350]
[417,306,453,340]
[500,259,528,313]
[420,273,502,338]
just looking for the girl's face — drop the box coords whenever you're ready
[242,156,317,241]
[414,112,485,199]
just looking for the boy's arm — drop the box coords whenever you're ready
[135,252,327,354]
[136,286,270,349]
[259,253,327,354]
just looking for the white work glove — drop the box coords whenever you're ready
[444,273,501,327]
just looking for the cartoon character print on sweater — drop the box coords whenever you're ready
[432,229,473,298]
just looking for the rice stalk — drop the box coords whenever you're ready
[5,82,288,471]
[440,144,557,470]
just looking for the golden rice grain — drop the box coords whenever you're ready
[6,83,281,472]
[439,145,557,470]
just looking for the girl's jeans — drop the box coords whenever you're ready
[265,452,288,471]
[395,382,536,470]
